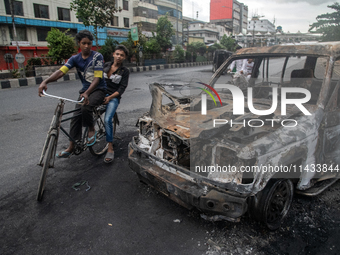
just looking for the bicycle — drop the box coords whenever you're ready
[37,90,119,201]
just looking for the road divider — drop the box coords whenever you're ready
[0,61,212,90]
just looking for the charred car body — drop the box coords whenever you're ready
[128,43,340,229]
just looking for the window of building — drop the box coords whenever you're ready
[111,16,119,26]
[59,28,77,38]
[34,4,49,19]
[58,7,70,21]
[123,0,128,11]
[124,17,129,28]
[4,0,24,16]
[37,27,50,41]
[9,26,27,41]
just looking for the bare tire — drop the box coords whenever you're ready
[89,114,109,156]
[37,135,56,201]
[249,179,293,230]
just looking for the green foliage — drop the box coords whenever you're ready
[98,37,119,62]
[11,69,20,78]
[208,42,225,53]
[46,28,76,64]
[220,34,237,51]
[70,0,121,47]
[185,51,192,62]
[309,2,340,41]
[196,56,207,62]
[173,45,185,63]
[26,57,42,66]
[121,29,147,61]
[144,37,161,56]
[187,41,206,56]
[25,57,42,77]
[155,14,175,52]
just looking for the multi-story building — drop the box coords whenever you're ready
[0,0,133,70]
[210,0,248,34]
[183,18,229,45]
[133,0,183,44]
[133,1,158,33]
[248,17,276,34]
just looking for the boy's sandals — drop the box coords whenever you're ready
[104,151,114,163]
[87,131,97,146]
[56,151,72,158]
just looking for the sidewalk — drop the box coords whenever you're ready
[0,61,212,89]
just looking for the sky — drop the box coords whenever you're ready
[183,0,335,33]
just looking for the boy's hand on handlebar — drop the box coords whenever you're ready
[38,82,47,97]
[80,93,89,105]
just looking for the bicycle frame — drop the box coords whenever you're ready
[37,91,112,201]
[38,100,64,167]
[38,91,85,166]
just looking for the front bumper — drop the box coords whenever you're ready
[128,136,248,221]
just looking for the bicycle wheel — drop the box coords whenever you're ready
[88,113,108,156]
[37,135,56,201]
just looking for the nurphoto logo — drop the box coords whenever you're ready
[198,83,312,128]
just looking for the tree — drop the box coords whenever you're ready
[309,2,340,41]
[220,34,237,51]
[207,42,225,53]
[172,45,185,63]
[70,0,121,48]
[120,28,147,61]
[98,37,119,62]
[46,28,76,64]
[144,37,161,56]
[187,41,206,56]
[155,14,175,52]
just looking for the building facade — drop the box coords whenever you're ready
[248,18,276,34]
[209,0,248,34]
[0,0,133,70]
[183,18,229,45]
[136,0,183,44]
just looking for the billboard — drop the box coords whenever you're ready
[210,0,233,21]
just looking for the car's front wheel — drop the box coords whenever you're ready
[249,179,294,230]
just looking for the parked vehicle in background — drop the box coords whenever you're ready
[129,43,340,230]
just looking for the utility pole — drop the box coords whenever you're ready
[176,0,179,45]
[10,0,25,77]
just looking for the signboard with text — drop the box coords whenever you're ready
[131,26,139,42]
[11,41,30,46]
[107,30,129,37]
[15,53,25,64]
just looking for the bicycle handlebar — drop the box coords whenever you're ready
[42,90,84,104]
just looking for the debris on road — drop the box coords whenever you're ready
[72,180,91,191]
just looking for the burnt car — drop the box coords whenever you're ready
[128,43,340,230]
[212,49,233,73]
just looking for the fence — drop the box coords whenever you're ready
[1,52,213,79]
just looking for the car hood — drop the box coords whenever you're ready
[149,83,318,142]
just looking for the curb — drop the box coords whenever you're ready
[0,61,212,90]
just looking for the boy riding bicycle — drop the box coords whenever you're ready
[38,30,106,158]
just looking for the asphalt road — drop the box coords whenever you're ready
[1,65,340,255]
[0,66,216,255]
